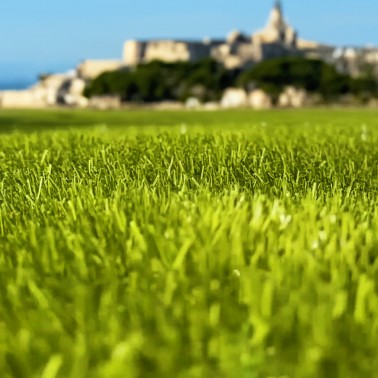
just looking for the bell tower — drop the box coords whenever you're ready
[252,0,297,47]
[268,0,285,30]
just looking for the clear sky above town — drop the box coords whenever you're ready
[1,0,378,88]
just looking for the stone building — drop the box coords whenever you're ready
[123,1,301,70]
[77,60,124,80]
[1,0,378,109]
[253,0,297,47]
[123,39,224,66]
[121,1,378,78]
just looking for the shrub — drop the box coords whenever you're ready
[84,57,378,103]
[84,59,238,103]
[237,57,378,100]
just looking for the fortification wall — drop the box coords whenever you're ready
[123,41,146,66]
[144,41,191,63]
[123,40,221,66]
[297,39,320,50]
[260,43,299,60]
[0,90,45,109]
[187,43,213,61]
[364,49,378,65]
[211,43,263,69]
[77,60,123,80]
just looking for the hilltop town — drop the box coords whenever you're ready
[1,0,378,109]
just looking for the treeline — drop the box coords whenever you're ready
[84,57,378,103]
[237,57,378,101]
[84,59,237,102]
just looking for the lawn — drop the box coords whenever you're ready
[1,108,378,377]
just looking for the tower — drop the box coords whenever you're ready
[268,0,285,31]
[275,0,282,11]
[252,0,297,47]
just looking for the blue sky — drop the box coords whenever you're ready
[1,0,378,88]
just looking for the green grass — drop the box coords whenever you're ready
[1,109,378,377]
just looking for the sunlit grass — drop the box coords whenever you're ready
[1,110,378,377]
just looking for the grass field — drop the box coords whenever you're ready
[1,109,378,377]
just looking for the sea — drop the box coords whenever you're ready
[0,80,35,90]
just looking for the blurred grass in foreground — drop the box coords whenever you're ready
[1,109,378,377]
